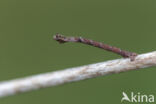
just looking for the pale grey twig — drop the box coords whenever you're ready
[0,51,156,98]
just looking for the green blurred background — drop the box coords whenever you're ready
[0,0,155,104]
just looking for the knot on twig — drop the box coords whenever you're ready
[121,51,138,61]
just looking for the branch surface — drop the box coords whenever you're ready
[0,51,156,98]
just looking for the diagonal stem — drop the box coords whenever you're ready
[53,33,137,61]
[0,51,156,98]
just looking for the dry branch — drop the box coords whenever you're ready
[0,51,156,98]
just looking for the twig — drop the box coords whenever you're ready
[0,51,156,98]
[53,34,137,61]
